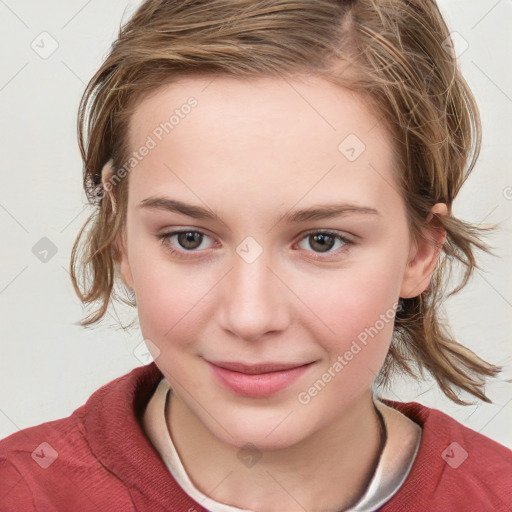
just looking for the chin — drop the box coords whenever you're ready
[206,409,314,452]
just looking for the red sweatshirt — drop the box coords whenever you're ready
[1,363,511,512]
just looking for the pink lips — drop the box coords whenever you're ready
[207,360,314,398]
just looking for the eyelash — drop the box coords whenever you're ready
[156,229,354,261]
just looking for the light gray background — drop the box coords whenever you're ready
[1,0,511,448]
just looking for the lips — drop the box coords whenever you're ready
[209,361,311,374]
[206,360,315,398]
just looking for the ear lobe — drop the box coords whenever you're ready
[100,159,118,218]
[100,159,135,293]
[400,203,448,298]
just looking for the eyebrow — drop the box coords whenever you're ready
[137,196,380,223]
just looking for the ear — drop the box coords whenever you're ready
[400,203,448,298]
[100,159,135,291]
[100,159,118,217]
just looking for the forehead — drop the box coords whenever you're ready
[126,75,402,215]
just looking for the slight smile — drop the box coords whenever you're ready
[206,360,316,398]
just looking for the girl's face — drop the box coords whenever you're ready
[117,75,434,450]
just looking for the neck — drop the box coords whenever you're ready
[167,389,383,512]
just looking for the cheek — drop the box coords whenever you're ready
[129,250,217,351]
[291,245,407,393]
[313,284,396,385]
[294,269,399,413]
[299,255,403,340]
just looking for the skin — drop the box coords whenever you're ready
[108,74,447,511]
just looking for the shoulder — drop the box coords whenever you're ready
[0,411,84,511]
[380,400,512,512]
[0,363,163,512]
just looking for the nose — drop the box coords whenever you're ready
[218,249,291,342]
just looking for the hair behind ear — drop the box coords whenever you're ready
[70,160,134,327]
[378,212,500,405]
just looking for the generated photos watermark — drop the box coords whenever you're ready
[298,301,400,405]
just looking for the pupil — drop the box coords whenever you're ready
[311,234,334,253]
[180,232,201,249]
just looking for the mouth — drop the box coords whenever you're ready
[206,360,316,398]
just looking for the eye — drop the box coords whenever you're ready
[156,228,354,260]
[157,230,215,258]
[296,230,353,258]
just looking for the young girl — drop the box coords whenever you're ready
[1,0,511,510]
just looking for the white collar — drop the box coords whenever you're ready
[142,378,421,512]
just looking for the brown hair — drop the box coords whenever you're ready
[70,0,500,404]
